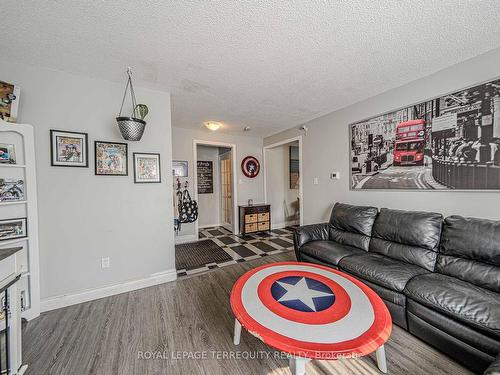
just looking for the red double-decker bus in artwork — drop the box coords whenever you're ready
[393,119,426,166]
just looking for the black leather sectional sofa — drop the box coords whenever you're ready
[293,203,500,374]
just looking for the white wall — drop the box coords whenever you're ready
[265,143,300,227]
[196,145,220,227]
[0,61,175,303]
[265,48,500,222]
[172,127,264,238]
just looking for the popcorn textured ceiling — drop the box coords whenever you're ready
[2,1,500,136]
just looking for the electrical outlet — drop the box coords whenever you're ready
[101,257,110,269]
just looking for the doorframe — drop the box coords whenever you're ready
[263,136,304,227]
[218,149,233,232]
[193,140,238,240]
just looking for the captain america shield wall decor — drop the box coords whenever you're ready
[241,156,260,178]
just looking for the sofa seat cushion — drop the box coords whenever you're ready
[300,240,363,266]
[300,253,340,269]
[404,273,500,339]
[407,299,500,357]
[338,253,429,292]
[484,353,500,375]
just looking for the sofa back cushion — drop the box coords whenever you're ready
[328,202,378,251]
[370,208,443,271]
[437,215,500,292]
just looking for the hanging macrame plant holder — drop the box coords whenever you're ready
[116,68,146,141]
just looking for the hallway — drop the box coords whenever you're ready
[175,227,296,277]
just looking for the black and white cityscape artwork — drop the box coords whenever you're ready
[350,78,500,190]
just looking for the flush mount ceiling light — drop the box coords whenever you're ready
[204,121,222,131]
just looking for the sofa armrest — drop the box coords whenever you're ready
[484,353,500,375]
[293,223,329,260]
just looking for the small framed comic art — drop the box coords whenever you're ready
[50,130,89,167]
[172,160,188,177]
[0,218,27,242]
[95,141,128,176]
[0,143,16,164]
[0,178,24,202]
[0,80,20,123]
[134,153,161,183]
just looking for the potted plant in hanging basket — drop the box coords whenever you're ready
[116,68,149,141]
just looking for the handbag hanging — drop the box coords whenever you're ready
[177,183,198,224]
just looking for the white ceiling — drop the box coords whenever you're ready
[2,1,500,137]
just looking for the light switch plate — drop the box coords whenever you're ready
[313,177,319,185]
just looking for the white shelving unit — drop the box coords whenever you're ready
[0,119,40,322]
[0,201,28,206]
[0,165,27,168]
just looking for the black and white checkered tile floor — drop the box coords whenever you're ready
[176,226,297,277]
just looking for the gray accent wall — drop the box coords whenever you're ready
[264,48,500,222]
[0,60,175,300]
[265,142,300,227]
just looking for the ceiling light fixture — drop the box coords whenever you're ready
[204,121,222,131]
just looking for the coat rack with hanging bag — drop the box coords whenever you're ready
[176,180,198,227]
[116,67,149,141]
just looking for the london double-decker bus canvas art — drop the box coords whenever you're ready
[350,77,500,190]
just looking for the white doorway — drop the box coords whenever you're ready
[193,140,238,241]
[263,136,303,229]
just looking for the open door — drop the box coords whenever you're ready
[219,150,233,232]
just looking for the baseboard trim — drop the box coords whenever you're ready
[272,221,298,229]
[175,234,198,244]
[40,268,177,312]
[198,223,222,229]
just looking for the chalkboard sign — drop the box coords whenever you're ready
[197,160,213,194]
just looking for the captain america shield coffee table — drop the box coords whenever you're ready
[230,262,392,375]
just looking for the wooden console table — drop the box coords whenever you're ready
[238,204,271,235]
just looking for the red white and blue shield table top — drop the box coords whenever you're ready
[230,262,392,359]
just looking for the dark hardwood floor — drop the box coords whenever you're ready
[23,252,472,375]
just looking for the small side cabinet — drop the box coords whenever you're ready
[239,204,271,235]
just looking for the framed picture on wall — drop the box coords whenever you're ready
[350,77,500,190]
[0,80,20,123]
[133,153,161,183]
[197,160,213,194]
[0,178,24,201]
[0,218,27,242]
[172,160,188,177]
[289,145,299,189]
[0,143,16,164]
[95,141,128,176]
[50,130,89,167]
